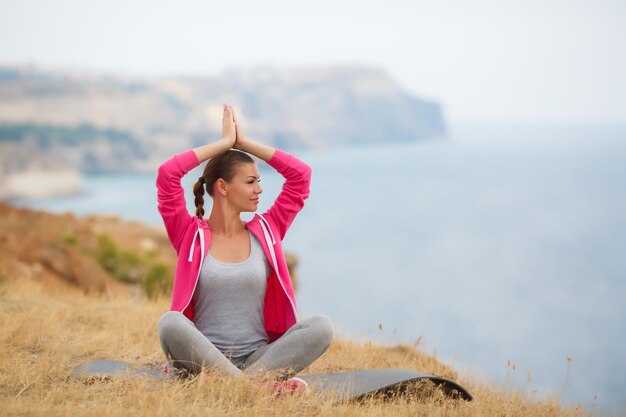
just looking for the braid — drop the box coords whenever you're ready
[193,179,205,219]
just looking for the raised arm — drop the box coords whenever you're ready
[232,108,312,240]
[156,105,237,252]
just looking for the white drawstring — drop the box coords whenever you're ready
[181,226,205,315]
[258,214,276,245]
[187,227,205,263]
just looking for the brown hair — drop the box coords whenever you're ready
[193,150,255,219]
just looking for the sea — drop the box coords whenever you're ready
[12,123,626,415]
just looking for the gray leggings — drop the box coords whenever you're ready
[158,311,334,379]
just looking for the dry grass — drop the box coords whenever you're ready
[0,275,594,417]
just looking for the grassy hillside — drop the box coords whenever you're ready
[0,204,591,416]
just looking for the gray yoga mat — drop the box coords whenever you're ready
[69,360,473,401]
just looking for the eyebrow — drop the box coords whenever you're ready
[246,175,260,179]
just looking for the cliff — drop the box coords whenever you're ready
[0,64,445,198]
[0,203,589,417]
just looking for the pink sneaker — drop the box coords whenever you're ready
[257,377,309,397]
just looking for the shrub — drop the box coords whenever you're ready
[93,234,173,296]
[95,235,146,284]
[144,263,173,299]
[61,233,78,246]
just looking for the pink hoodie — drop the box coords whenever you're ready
[156,147,312,344]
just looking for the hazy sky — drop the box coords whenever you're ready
[1,0,625,124]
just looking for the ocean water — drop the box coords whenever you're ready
[12,123,626,414]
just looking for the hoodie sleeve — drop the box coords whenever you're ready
[262,149,312,241]
[156,149,200,254]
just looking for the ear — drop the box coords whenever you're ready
[216,178,228,196]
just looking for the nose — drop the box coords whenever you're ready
[255,183,263,194]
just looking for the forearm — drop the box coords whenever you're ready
[192,139,231,162]
[236,140,276,163]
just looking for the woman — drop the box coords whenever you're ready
[156,104,334,395]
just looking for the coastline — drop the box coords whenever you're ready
[0,169,82,200]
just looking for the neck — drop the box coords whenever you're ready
[207,203,245,236]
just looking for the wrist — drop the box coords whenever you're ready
[235,139,252,152]
[219,137,234,149]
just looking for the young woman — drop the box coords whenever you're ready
[156,104,334,394]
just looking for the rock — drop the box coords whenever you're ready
[34,242,112,293]
[285,252,299,292]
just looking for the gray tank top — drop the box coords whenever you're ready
[192,230,270,359]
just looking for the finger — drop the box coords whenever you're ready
[225,106,234,125]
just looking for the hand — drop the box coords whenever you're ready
[191,105,239,162]
[232,107,250,151]
[221,104,236,149]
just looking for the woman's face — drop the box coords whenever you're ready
[223,162,263,212]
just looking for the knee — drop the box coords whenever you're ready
[308,315,335,348]
[158,311,186,341]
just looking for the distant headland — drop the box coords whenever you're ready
[0,64,446,199]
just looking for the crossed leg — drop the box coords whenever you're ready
[158,311,334,379]
[239,315,334,379]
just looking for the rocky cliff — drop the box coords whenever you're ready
[0,64,446,198]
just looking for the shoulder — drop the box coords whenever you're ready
[246,213,279,241]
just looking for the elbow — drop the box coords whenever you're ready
[156,157,179,188]
[302,163,313,182]
[155,165,168,191]
[299,165,312,197]
[157,161,170,178]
